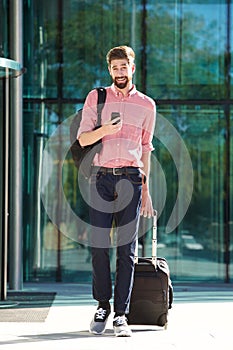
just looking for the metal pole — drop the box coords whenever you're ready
[54,0,64,282]
[0,70,9,300]
[8,0,23,290]
[223,0,231,283]
[141,0,147,94]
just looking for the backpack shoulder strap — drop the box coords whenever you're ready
[96,87,107,126]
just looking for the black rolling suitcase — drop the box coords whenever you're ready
[128,211,173,328]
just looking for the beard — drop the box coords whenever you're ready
[114,76,129,89]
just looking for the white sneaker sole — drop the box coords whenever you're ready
[114,328,132,337]
[89,329,105,335]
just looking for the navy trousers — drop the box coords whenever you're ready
[89,170,142,314]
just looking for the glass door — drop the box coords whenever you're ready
[0,58,24,300]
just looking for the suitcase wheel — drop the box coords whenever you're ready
[157,313,167,327]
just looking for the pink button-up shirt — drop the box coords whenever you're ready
[77,84,156,168]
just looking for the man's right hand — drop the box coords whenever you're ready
[78,118,122,147]
[102,117,122,136]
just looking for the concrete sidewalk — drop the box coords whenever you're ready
[0,283,232,350]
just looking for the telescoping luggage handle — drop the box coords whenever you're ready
[152,210,157,266]
[135,210,157,266]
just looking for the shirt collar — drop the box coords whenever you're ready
[110,83,137,97]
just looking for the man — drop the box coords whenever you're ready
[77,46,156,337]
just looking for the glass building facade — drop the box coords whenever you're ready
[0,0,232,288]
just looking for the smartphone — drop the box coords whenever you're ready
[111,112,121,125]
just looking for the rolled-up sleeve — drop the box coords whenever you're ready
[142,102,156,153]
[77,89,98,139]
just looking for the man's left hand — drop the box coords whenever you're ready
[140,189,154,218]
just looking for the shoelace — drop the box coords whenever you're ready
[95,308,107,320]
[113,315,127,326]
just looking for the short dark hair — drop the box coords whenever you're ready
[106,46,135,66]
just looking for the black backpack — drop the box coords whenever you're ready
[70,87,107,178]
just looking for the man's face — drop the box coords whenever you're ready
[108,59,135,90]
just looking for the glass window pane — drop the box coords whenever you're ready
[148,104,227,281]
[0,0,9,57]
[147,1,227,99]
[62,0,141,98]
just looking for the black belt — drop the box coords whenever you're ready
[92,166,140,176]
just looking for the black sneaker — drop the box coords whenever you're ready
[113,315,132,337]
[89,307,111,335]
